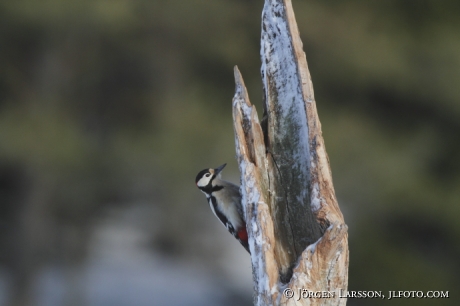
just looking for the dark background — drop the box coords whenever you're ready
[0,0,459,305]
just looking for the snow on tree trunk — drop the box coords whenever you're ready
[232,0,348,305]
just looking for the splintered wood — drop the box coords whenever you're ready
[232,1,348,305]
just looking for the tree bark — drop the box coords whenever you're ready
[232,0,348,305]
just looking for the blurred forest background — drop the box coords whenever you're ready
[0,0,459,305]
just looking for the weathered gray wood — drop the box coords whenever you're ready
[261,0,324,281]
[232,0,348,305]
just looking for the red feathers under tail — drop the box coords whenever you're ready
[236,228,250,253]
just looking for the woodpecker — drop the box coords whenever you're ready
[195,163,249,253]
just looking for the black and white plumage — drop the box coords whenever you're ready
[195,163,249,253]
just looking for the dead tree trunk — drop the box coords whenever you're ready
[232,0,348,305]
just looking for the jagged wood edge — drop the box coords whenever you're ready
[274,0,349,304]
[261,0,324,274]
[233,0,349,304]
[233,66,279,305]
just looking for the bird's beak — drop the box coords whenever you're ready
[214,163,227,176]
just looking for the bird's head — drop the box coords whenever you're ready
[195,163,226,188]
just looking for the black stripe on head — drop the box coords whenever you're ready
[195,169,210,184]
[212,185,223,192]
[196,167,224,195]
[199,182,223,194]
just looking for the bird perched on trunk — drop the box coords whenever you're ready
[195,163,249,253]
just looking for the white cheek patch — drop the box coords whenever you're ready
[197,176,211,187]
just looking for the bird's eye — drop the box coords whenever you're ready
[205,173,211,177]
